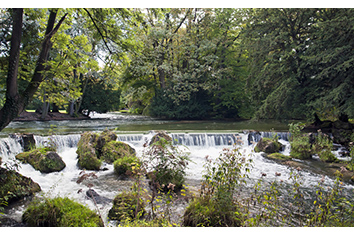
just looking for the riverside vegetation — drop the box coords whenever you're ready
[1,126,354,227]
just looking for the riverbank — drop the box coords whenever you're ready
[13,111,89,122]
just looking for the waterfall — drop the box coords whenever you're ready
[34,134,81,152]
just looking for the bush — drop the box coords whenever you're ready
[113,156,141,178]
[144,136,190,192]
[22,197,104,227]
[289,123,314,159]
[108,191,145,223]
[183,146,251,227]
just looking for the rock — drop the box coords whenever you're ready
[108,191,145,223]
[95,129,117,155]
[76,131,136,170]
[76,132,102,170]
[265,153,292,162]
[254,138,283,154]
[20,133,36,151]
[101,141,136,164]
[86,189,112,205]
[15,148,66,173]
[149,131,172,145]
[0,167,41,204]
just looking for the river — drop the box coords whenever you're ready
[1,112,353,226]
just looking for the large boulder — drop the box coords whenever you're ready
[108,191,145,223]
[0,167,41,204]
[254,138,283,154]
[77,132,102,170]
[15,148,66,173]
[76,130,136,170]
[102,141,136,164]
[149,131,172,145]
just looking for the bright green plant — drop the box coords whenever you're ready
[183,146,252,227]
[289,123,314,159]
[313,130,337,162]
[22,197,104,227]
[113,156,141,178]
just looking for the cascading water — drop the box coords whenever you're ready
[1,130,353,225]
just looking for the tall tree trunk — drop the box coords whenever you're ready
[0,9,67,131]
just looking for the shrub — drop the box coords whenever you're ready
[183,146,251,227]
[144,136,190,192]
[289,123,314,159]
[313,131,337,162]
[108,191,145,223]
[113,156,141,178]
[22,197,104,227]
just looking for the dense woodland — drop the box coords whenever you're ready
[1,8,354,130]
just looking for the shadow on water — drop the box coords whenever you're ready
[1,112,293,137]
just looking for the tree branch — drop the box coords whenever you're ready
[83,8,113,55]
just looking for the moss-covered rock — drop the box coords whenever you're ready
[149,131,172,145]
[15,148,66,173]
[77,131,136,170]
[22,197,104,227]
[266,153,292,161]
[113,155,141,178]
[95,129,117,155]
[254,138,283,154]
[108,191,145,223]
[101,141,136,164]
[0,167,41,204]
[183,196,243,227]
[76,132,102,170]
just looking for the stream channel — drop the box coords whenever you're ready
[1,112,353,226]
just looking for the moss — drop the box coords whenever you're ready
[15,148,65,173]
[76,132,102,170]
[183,196,243,227]
[22,197,104,227]
[119,218,174,227]
[0,167,41,204]
[108,191,145,223]
[267,153,292,161]
[101,141,136,164]
[76,131,134,170]
[254,138,282,154]
[290,135,314,160]
[113,156,141,177]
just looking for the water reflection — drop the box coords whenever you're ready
[1,112,291,137]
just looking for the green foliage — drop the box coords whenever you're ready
[144,136,190,192]
[22,197,104,227]
[150,89,212,119]
[108,191,145,223]
[289,123,337,162]
[184,146,252,227]
[76,132,102,170]
[113,156,141,178]
[80,76,121,115]
[118,218,175,227]
[289,123,314,159]
[313,131,337,162]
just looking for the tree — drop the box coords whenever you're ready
[123,8,251,119]
[304,9,354,119]
[241,8,318,120]
[0,8,67,131]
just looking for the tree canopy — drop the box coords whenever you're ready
[0,8,353,131]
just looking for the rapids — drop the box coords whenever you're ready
[0,113,353,226]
